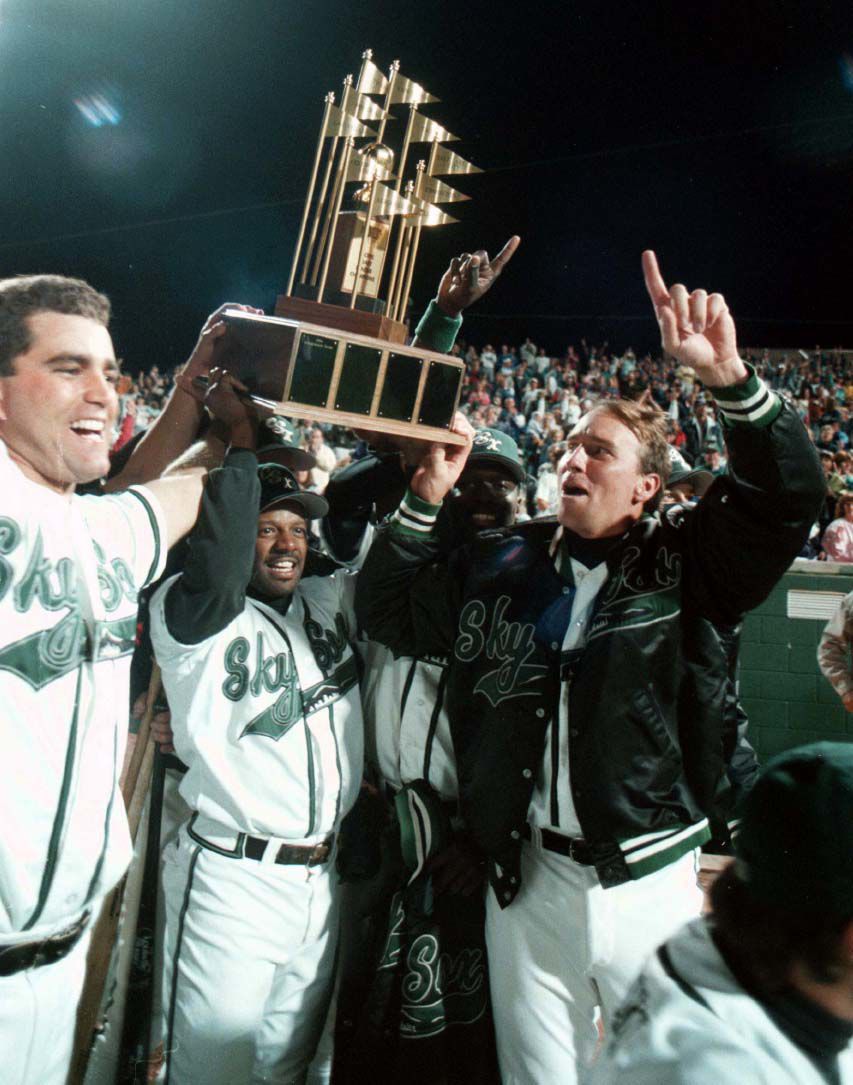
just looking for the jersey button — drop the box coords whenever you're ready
[503,890,513,902]
[569,728,579,738]
[562,586,571,595]
[550,641,559,651]
[522,768,532,779]
[511,830,521,840]
[535,708,545,718]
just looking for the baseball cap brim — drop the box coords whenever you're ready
[261,490,329,520]
[256,444,317,472]
[467,451,526,484]
[669,468,714,497]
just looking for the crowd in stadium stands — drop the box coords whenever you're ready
[115,336,853,559]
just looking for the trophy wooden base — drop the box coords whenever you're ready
[274,295,409,345]
[211,310,465,445]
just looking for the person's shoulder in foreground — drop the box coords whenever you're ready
[589,741,853,1084]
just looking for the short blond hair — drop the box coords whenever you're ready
[586,399,671,511]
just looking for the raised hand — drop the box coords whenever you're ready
[436,236,521,319]
[409,411,474,505]
[177,303,264,402]
[642,250,748,387]
[204,367,257,446]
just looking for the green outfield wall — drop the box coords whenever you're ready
[740,561,853,759]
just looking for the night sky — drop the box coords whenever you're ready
[1,0,851,370]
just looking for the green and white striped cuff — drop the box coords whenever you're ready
[391,488,442,538]
[712,363,781,427]
[620,818,711,879]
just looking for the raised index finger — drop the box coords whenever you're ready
[642,250,670,308]
[491,235,521,275]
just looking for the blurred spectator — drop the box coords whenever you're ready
[816,423,841,454]
[703,446,727,477]
[818,590,853,711]
[533,441,566,517]
[307,426,337,493]
[822,492,853,562]
[684,399,724,462]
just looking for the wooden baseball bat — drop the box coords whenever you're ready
[69,667,162,1085]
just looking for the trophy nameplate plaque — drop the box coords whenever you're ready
[211,309,465,444]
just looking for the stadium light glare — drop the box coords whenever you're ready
[73,90,121,127]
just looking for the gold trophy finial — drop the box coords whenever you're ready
[344,73,353,87]
[353,142,396,202]
[362,47,373,60]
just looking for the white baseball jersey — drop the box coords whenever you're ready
[0,439,167,940]
[149,571,363,842]
[359,642,457,801]
[319,519,458,801]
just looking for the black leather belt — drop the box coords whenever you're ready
[243,835,333,867]
[523,824,594,865]
[0,911,90,977]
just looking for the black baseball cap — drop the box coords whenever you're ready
[257,463,328,520]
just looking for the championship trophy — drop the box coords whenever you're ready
[211,50,482,444]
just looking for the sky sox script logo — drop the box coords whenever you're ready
[0,519,138,688]
[455,595,547,707]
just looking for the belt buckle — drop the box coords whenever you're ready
[567,838,581,863]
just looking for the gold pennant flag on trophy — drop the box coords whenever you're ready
[369,182,420,217]
[349,95,389,122]
[406,112,458,144]
[418,176,471,203]
[357,56,389,95]
[388,72,439,105]
[345,153,396,183]
[407,199,460,227]
[427,144,483,176]
[324,104,378,139]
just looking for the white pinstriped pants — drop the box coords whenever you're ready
[161,824,338,1085]
[486,843,702,1084]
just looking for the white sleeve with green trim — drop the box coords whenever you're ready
[712,363,781,427]
[391,488,442,539]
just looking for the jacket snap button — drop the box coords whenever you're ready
[536,708,545,718]
[511,830,520,840]
[522,768,532,779]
